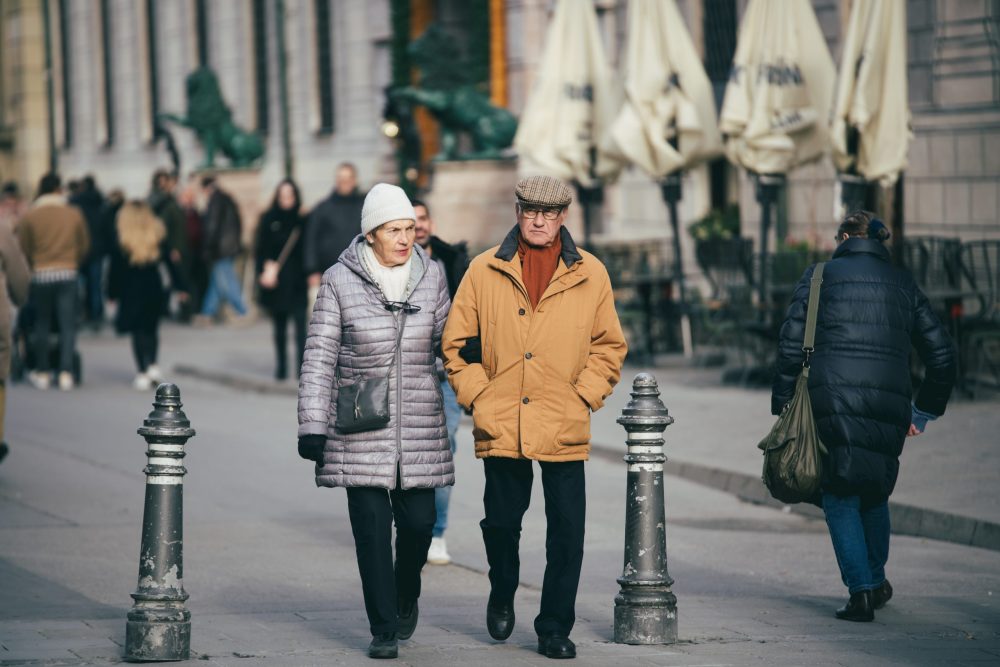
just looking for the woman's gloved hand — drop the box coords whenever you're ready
[298,434,326,462]
[459,336,483,365]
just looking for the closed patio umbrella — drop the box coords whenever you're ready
[831,0,909,231]
[719,0,836,311]
[513,0,619,245]
[603,0,723,356]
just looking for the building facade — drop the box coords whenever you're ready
[0,0,996,253]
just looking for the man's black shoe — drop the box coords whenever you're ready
[397,599,418,640]
[537,634,576,659]
[872,580,893,610]
[486,603,515,640]
[835,590,874,622]
[368,632,398,659]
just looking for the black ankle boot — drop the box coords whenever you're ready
[872,580,893,609]
[486,603,515,640]
[835,590,874,622]
[397,598,418,640]
[368,632,398,659]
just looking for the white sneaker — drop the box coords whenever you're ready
[133,373,153,391]
[28,371,51,390]
[427,537,451,565]
[57,371,74,391]
[146,364,163,382]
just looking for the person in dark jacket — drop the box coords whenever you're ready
[303,163,364,293]
[411,198,469,566]
[149,170,193,321]
[255,179,307,380]
[70,175,107,328]
[108,201,187,390]
[198,176,246,322]
[296,183,453,660]
[772,211,956,623]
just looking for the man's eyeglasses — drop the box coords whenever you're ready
[518,205,563,221]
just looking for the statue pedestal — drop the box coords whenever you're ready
[425,160,519,251]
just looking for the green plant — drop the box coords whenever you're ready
[688,205,740,241]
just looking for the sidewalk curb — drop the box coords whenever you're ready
[172,363,1000,553]
[590,444,1000,553]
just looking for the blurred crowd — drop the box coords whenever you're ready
[0,162,453,393]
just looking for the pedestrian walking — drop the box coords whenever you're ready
[178,180,208,315]
[296,183,453,660]
[772,211,956,622]
[255,179,307,381]
[107,201,187,391]
[196,176,247,324]
[69,175,107,329]
[303,163,364,305]
[16,173,90,391]
[149,170,193,321]
[442,175,627,660]
[411,198,469,566]
[0,215,30,464]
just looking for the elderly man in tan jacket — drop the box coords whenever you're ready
[443,175,626,659]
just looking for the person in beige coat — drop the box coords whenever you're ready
[16,173,89,391]
[442,175,627,659]
[0,214,30,462]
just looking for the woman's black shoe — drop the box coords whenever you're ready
[486,603,515,640]
[397,599,418,640]
[835,590,874,622]
[537,634,576,659]
[368,632,398,659]
[872,580,893,609]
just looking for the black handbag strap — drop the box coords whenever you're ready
[802,262,825,366]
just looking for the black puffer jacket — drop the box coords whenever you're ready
[772,239,956,500]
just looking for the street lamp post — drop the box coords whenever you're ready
[125,384,195,662]
[613,373,677,644]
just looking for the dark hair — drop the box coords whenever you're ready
[410,198,429,215]
[201,175,217,188]
[837,210,891,243]
[81,175,96,191]
[37,173,61,196]
[269,178,302,212]
[152,168,172,189]
[2,181,19,197]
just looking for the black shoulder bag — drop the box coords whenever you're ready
[334,312,406,434]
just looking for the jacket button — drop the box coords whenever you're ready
[518,308,526,316]
[524,352,532,360]
[522,397,530,404]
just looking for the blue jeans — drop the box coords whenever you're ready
[201,258,246,317]
[822,492,890,594]
[433,379,461,537]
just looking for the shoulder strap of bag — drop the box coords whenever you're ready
[802,262,826,366]
[274,227,301,270]
[386,311,407,378]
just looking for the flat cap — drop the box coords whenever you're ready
[515,175,573,208]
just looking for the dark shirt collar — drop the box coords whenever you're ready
[495,225,583,267]
[832,237,891,262]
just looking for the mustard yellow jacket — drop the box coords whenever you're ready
[443,226,627,462]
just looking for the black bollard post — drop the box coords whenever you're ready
[613,373,677,644]
[125,384,195,661]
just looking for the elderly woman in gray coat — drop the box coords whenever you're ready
[296,183,454,660]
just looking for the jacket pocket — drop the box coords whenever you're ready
[557,382,591,446]
[471,380,500,441]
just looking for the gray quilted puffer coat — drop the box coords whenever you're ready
[297,236,454,490]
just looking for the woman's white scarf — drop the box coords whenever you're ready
[360,241,412,303]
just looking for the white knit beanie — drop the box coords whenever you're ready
[360,183,416,236]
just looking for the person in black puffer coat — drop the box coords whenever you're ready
[255,179,307,380]
[773,211,956,623]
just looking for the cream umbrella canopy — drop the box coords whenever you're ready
[719,0,836,311]
[513,0,619,244]
[831,0,909,222]
[603,0,723,356]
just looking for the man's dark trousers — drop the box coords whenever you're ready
[481,457,586,638]
[346,480,436,636]
[30,280,77,374]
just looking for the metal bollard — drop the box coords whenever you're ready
[613,373,677,644]
[125,384,195,661]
